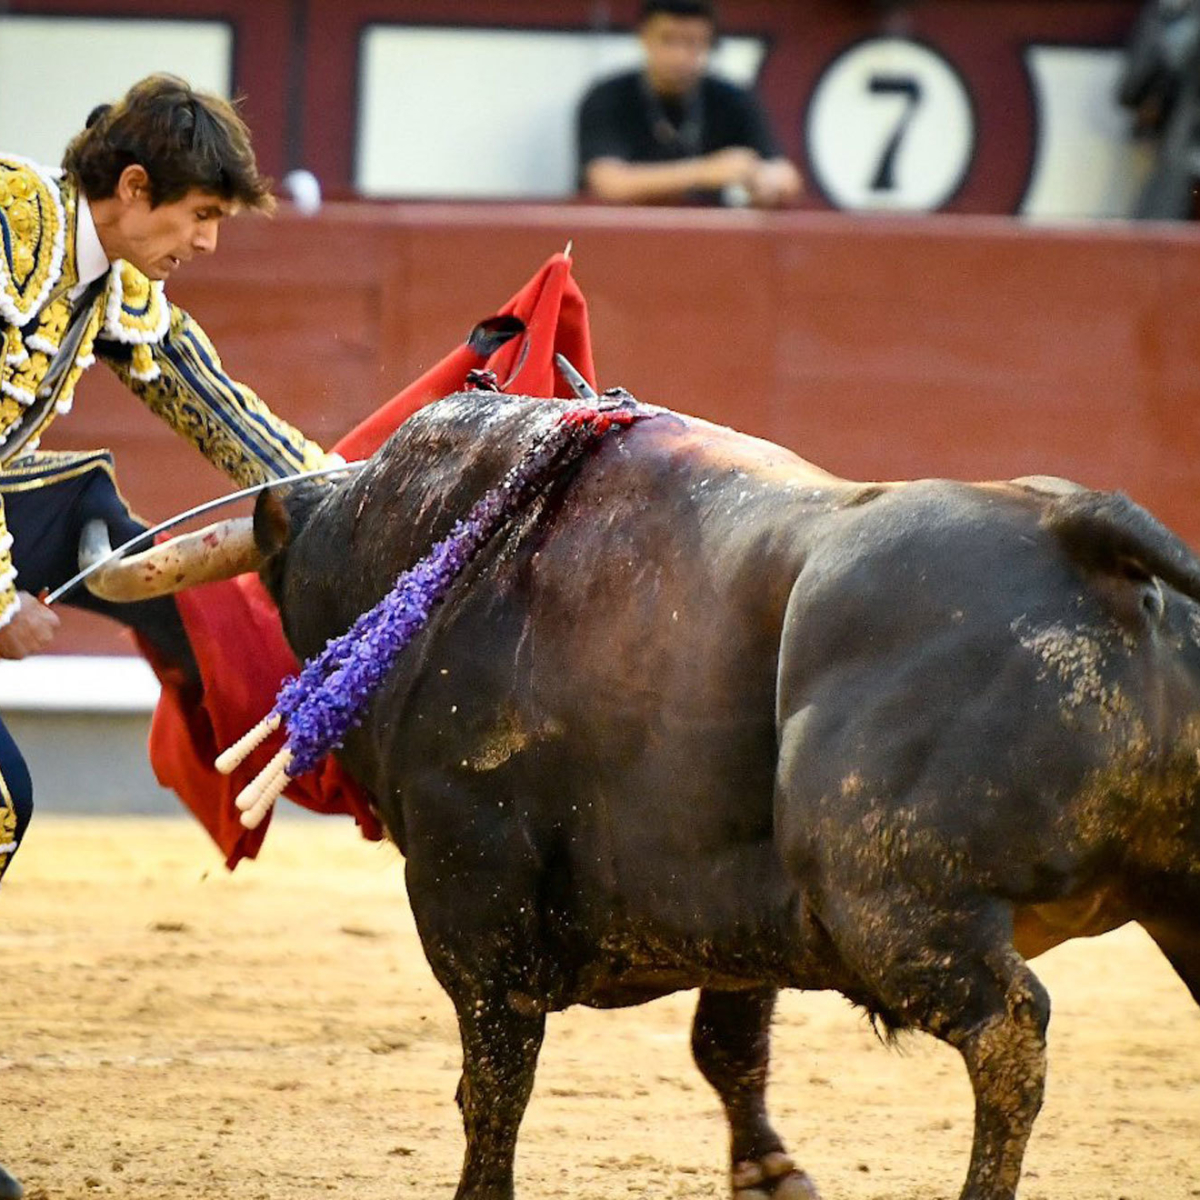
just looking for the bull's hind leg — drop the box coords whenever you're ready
[825,894,1049,1200]
[692,987,819,1200]
[451,991,545,1200]
[953,955,1049,1200]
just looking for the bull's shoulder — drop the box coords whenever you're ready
[387,391,557,458]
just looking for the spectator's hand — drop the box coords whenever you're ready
[0,592,60,660]
[697,147,762,191]
[748,159,804,208]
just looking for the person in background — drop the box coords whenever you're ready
[576,0,802,207]
[1116,0,1200,219]
[0,73,336,1199]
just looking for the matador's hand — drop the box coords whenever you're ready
[0,591,61,660]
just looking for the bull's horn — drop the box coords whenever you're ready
[79,516,263,602]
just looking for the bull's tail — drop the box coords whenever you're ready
[1040,489,1200,604]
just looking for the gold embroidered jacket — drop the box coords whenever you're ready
[0,153,331,627]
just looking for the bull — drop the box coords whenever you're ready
[87,391,1200,1200]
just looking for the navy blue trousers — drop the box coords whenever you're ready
[0,461,194,882]
[0,717,31,884]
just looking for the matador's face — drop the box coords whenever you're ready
[115,188,233,281]
[97,167,236,281]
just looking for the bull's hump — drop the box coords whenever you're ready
[400,392,858,506]
[662,411,847,490]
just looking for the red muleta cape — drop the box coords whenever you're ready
[139,252,596,868]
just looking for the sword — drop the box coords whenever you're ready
[43,459,364,605]
[554,353,599,402]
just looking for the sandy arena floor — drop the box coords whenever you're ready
[0,814,1196,1200]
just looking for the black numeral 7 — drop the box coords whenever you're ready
[868,74,923,192]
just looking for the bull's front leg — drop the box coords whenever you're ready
[451,991,545,1200]
[402,815,550,1200]
[691,987,819,1200]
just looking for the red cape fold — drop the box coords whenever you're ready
[138,253,596,868]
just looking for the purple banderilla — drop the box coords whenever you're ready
[273,397,650,778]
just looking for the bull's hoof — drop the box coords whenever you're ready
[0,1162,23,1200]
[732,1152,819,1200]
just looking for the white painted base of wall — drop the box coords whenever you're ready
[0,656,169,812]
[3,709,175,813]
[0,655,159,713]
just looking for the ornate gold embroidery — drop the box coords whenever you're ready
[0,782,15,843]
[60,182,79,296]
[129,342,157,381]
[102,260,169,344]
[0,166,96,447]
[0,156,66,327]
[0,298,102,442]
[50,304,103,416]
[0,762,18,882]
[24,294,70,354]
[112,354,278,487]
[6,349,50,400]
[107,311,329,487]
[0,498,17,633]
[0,396,23,430]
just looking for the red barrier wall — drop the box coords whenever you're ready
[42,204,1200,654]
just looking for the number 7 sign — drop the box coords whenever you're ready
[805,38,976,211]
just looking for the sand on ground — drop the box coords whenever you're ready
[0,815,1197,1200]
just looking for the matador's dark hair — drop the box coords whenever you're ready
[63,73,274,213]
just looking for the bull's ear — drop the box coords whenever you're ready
[253,487,294,557]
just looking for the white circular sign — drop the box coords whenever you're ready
[805,38,976,211]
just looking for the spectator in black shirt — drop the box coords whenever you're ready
[576,0,802,207]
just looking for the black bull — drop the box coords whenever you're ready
[250,393,1200,1200]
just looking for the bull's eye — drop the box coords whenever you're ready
[1141,579,1165,621]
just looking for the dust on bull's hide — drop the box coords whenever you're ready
[953,963,1049,1197]
[463,703,563,772]
[1012,615,1200,875]
[1012,617,1135,727]
[819,772,973,892]
[1062,730,1200,876]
